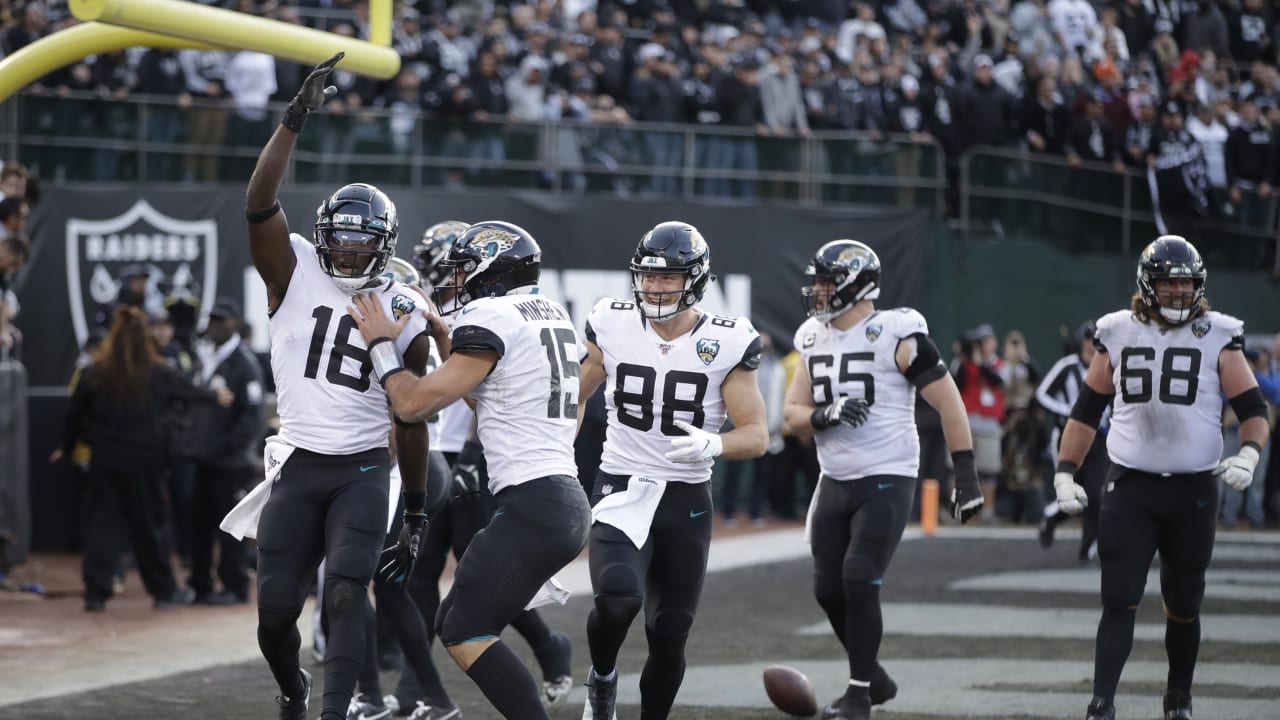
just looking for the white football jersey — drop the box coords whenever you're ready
[589,299,762,484]
[433,400,472,454]
[271,235,430,455]
[1095,309,1243,473]
[450,288,581,492]
[794,307,929,480]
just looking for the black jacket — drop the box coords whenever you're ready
[189,340,266,470]
[63,362,221,466]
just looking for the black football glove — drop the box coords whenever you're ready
[810,396,871,430]
[376,511,427,585]
[283,52,344,131]
[949,449,984,524]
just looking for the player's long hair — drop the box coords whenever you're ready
[1129,291,1211,326]
[90,305,161,411]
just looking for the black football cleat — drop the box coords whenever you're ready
[277,669,312,720]
[1164,689,1193,719]
[1085,695,1115,720]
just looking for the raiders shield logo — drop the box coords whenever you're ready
[865,323,882,342]
[696,338,720,365]
[391,293,416,321]
[66,200,217,346]
[1191,317,1211,338]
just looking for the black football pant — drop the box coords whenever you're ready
[809,474,915,685]
[255,447,388,720]
[188,463,251,599]
[82,457,182,604]
[586,473,714,720]
[1091,469,1218,703]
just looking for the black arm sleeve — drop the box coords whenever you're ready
[1225,333,1245,351]
[1068,383,1113,429]
[1228,386,1268,422]
[903,333,947,387]
[62,368,92,454]
[450,325,505,358]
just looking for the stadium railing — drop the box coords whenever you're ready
[0,90,944,211]
[959,145,1280,273]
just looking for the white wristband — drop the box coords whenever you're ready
[368,338,405,385]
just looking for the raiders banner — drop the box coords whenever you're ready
[1147,129,1210,236]
[21,187,929,388]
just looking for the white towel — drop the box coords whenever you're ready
[387,464,402,534]
[590,475,666,550]
[525,576,571,610]
[220,437,296,540]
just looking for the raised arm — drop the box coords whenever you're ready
[246,52,344,313]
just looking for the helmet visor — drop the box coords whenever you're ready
[319,229,382,278]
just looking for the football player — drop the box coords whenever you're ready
[1054,236,1270,720]
[380,221,574,719]
[783,239,983,720]
[574,221,769,720]
[239,53,442,720]
[348,221,591,720]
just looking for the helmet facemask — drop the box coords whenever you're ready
[315,228,391,294]
[801,267,879,323]
[1140,274,1204,324]
[631,263,705,321]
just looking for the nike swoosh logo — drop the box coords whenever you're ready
[877,482,894,490]
[360,465,380,472]
[690,510,709,518]
[461,306,477,315]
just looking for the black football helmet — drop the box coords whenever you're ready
[435,221,541,312]
[414,220,470,287]
[313,183,399,293]
[1136,235,1205,324]
[630,221,714,320]
[802,239,881,321]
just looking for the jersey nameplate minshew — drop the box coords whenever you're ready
[1095,309,1243,474]
[793,308,927,480]
[270,235,430,455]
[589,298,761,484]
[451,291,581,492]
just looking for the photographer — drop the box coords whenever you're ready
[952,324,1005,521]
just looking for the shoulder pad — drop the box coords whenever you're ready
[888,307,929,338]
[793,318,821,352]
[1196,311,1245,350]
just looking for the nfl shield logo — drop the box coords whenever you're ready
[696,338,720,365]
[65,200,217,346]
[1191,317,1211,338]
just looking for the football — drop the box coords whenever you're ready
[762,664,818,717]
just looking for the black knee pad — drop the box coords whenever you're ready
[1163,582,1205,621]
[325,576,364,621]
[1101,568,1146,609]
[258,604,299,639]
[594,592,644,629]
[647,608,694,648]
[814,572,844,609]
[843,577,881,603]
[842,554,880,584]
[438,599,489,646]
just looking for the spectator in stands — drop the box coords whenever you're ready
[1066,89,1124,171]
[1124,94,1158,167]
[1184,0,1230,59]
[223,50,277,180]
[630,43,684,195]
[1225,96,1274,228]
[134,48,188,181]
[711,55,764,199]
[3,1,46,54]
[51,305,231,612]
[178,49,230,183]
[759,50,810,198]
[1024,76,1072,156]
[462,50,509,183]
[1187,101,1230,218]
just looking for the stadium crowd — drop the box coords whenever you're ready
[4,0,1280,246]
